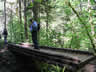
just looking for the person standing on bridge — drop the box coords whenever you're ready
[3,28,8,44]
[29,18,39,49]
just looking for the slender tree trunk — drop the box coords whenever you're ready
[19,0,23,41]
[32,2,39,21]
[69,36,74,48]
[88,0,95,35]
[80,0,82,12]
[24,0,28,40]
[88,0,96,52]
[11,5,16,42]
[69,22,76,48]
[4,0,6,29]
[38,3,41,43]
[45,1,49,39]
[11,5,13,41]
[46,1,49,33]
[32,1,40,44]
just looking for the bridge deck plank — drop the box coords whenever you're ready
[17,44,94,63]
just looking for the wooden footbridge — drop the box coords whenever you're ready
[7,43,96,72]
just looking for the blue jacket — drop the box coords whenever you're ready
[30,21,38,32]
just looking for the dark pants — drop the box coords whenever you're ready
[4,35,7,44]
[32,31,38,49]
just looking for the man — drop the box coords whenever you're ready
[29,18,39,49]
[3,28,8,44]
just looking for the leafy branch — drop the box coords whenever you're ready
[66,1,96,53]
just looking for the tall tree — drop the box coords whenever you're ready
[45,1,49,33]
[4,0,6,29]
[24,0,28,39]
[32,2,39,21]
[88,0,96,52]
[10,3,13,41]
[19,0,23,41]
[32,1,40,43]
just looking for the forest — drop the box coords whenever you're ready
[0,0,96,72]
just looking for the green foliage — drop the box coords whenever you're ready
[7,0,96,53]
[90,0,95,5]
[27,2,34,9]
[8,16,25,43]
[39,62,65,72]
[64,6,72,15]
[27,0,43,9]
[35,0,42,3]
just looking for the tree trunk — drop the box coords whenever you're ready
[32,2,39,21]
[88,0,96,52]
[11,5,13,41]
[80,0,82,12]
[69,22,76,48]
[19,0,23,41]
[45,1,49,39]
[24,0,28,40]
[4,0,6,29]
[32,1,40,43]
[46,1,49,33]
